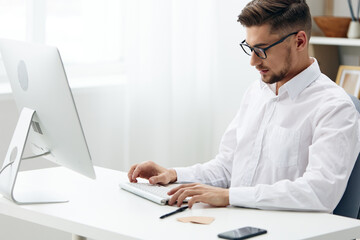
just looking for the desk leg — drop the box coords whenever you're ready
[72,234,87,240]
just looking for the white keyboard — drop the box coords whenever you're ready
[119,182,188,205]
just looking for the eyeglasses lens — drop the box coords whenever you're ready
[241,45,266,59]
[255,48,266,59]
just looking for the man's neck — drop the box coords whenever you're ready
[275,57,313,95]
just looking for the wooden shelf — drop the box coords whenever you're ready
[310,36,360,47]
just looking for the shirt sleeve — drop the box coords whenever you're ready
[229,98,360,212]
[174,111,239,188]
[173,83,256,188]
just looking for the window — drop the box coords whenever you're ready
[0,0,124,83]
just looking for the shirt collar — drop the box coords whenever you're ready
[259,58,321,100]
[281,58,321,100]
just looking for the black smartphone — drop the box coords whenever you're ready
[218,226,267,240]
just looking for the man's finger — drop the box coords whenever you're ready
[128,164,138,182]
[176,189,200,207]
[131,164,143,181]
[168,187,186,205]
[187,195,202,208]
[149,173,167,185]
[167,183,197,195]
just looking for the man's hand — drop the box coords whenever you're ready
[167,183,230,208]
[127,161,177,185]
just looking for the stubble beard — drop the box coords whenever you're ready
[261,50,292,85]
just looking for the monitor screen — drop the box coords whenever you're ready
[0,39,96,204]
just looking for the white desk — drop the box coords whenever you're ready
[0,166,359,240]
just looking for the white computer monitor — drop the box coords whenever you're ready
[0,39,96,204]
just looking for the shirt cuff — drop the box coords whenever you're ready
[229,187,257,208]
[173,167,195,183]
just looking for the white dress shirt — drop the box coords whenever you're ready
[174,59,360,212]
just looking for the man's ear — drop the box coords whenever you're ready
[295,31,307,51]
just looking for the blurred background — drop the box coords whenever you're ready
[0,0,355,239]
[0,0,253,174]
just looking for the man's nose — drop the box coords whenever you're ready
[250,51,261,67]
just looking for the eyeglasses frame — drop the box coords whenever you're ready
[240,31,298,59]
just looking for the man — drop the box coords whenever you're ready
[127,0,360,212]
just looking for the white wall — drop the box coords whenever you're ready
[307,0,351,17]
[123,0,255,170]
[0,0,255,239]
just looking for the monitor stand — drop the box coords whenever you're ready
[0,107,68,204]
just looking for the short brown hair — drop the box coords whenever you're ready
[238,0,312,39]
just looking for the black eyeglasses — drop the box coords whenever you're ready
[240,32,298,59]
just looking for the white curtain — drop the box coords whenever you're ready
[122,0,254,169]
